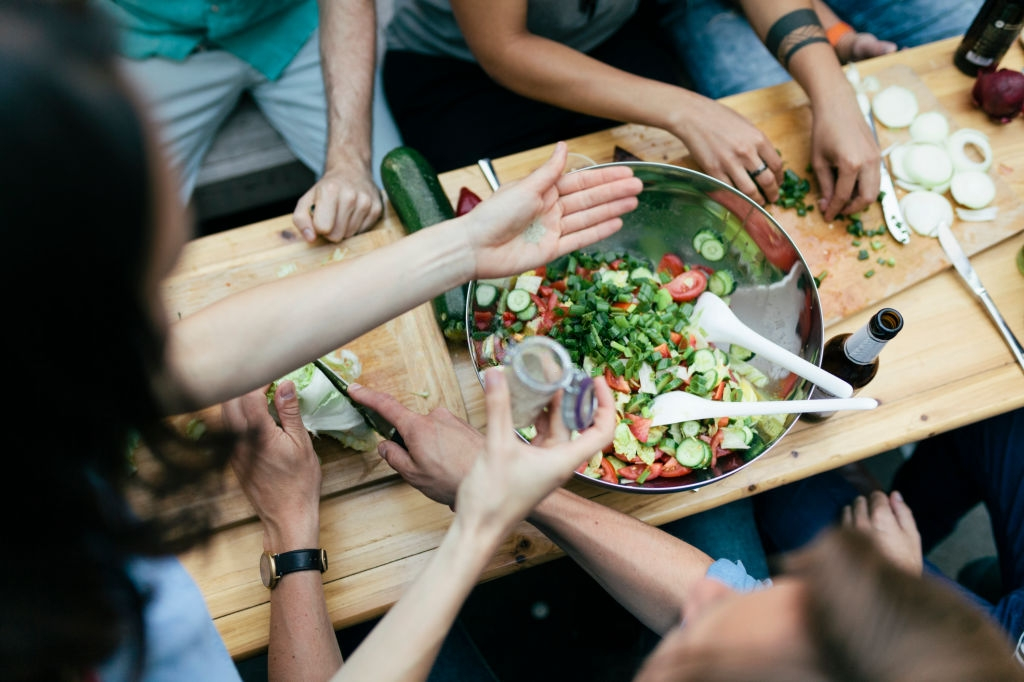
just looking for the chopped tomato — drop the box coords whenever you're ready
[529,292,547,312]
[609,258,625,270]
[604,367,631,394]
[627,415,652,443]
[653,342,670,359]
[535,310,556,335]
[664,270,707,302]
[717,416,730,428]
[551,279,568,293]
[657,253,686,277]
[660,457,692,477]
[501,311,517,326]
[456,186,483,216]
[538,285,554,297]
[669,331,683,347]
[778,371,800,399]
[712,381,726,401]
[619,462,663,482]
[599,457,618,484]
[532,265,547,279]
[611,301,634,311]
[473,310,494,331]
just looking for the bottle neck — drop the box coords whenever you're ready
[842,325,887,365]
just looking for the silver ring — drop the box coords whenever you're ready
[747,161,769,179]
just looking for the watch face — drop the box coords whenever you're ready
[260,552,275,588]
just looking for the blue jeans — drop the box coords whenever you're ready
[755,407,1024,645]
[656,0,984,99]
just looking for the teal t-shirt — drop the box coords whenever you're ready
[96,0,319,80]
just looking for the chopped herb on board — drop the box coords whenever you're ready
[864,269,875,278]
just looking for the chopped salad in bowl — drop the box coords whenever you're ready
[466,161,825,493]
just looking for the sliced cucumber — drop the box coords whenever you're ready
[708,269,736,296]
[474,283,499,308]
[728,344,754,361]
[506,289,532,313]
[680,420,701,438]
[699,238,726,262]
[516,303,538,321]
[690,348,716,373]
[693,227,720,252]
[629,266,656,282]
[675,437,711,468]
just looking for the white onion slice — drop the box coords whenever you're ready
[950,170,997,209]
[895,178,928,192]
[956,206,1000,222]
[945,128,993,173]
[909,111,950,144]
[903,142,954,189]
[872,85,919,128]
[899,191,954,237]
[889,143,912,182]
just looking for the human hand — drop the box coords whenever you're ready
[292,155,383,242]
[223,381,322,552]
[809,90,881,221]
[350,370,616,520]
[347,383,482,508]
[456,141,643,280]
[837,32,898,64]
[452,368,616,535]
[668,96,784,206]
[841,490,923,575]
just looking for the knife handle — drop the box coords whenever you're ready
[978,291,1024,374]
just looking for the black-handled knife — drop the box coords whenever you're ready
[312,359,406,448]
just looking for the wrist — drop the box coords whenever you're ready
[263,518,321,554]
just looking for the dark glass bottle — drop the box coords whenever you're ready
[953,0,1024,76]
[804,308,904,422]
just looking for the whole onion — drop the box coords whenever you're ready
[971,67,1024,123]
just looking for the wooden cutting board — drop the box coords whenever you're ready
[157,218,466,529]
[452,65,1023,327]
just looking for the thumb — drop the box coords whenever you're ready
[273,380,306,437]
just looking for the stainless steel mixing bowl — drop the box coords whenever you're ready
[467,161,824,493]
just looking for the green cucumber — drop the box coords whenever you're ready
[380,146,466,341]
[675,437,711,468]
[506,289,532,313]
[708,269,736,296]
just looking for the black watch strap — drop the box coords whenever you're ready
[277,548,327,575]
[262,548,327,589]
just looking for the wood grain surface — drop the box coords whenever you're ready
[160,221,466,529]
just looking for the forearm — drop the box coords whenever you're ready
[269,572,343,682]
[527,489,712,634]
[741,0,853,112]
[330,516,504,682]
[317,0,376,170]
[163,219,472,411]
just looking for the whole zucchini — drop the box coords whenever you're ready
[380,146,467,341]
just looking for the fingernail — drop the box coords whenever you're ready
[377,442,387,456]
[348,382,361,390]
[892,490,903,503]
[278,383,295,400]
[302,229,315,241]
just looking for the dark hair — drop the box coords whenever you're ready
[0,2,233,679]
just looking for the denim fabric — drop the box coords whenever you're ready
[660,495,772,581]
[656,0,984,99]
[756,407,1023,648]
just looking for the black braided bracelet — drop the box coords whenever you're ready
[764,9,826,68]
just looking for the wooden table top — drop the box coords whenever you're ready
[172,37,1024,660]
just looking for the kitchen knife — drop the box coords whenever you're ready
[858,93,911,245]
[935,222,1024,374]
[312,359,406,447]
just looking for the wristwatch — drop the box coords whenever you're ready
[260,548,328,589]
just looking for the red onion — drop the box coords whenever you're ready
[971,67,1024,123]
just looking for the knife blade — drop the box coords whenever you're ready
[312,359,405,447]
[935,222,1024,374]
[858,93,911,244]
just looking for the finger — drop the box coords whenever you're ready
[813,161,837,219]
[377,438,415,474]
[561,377,616,458]
[889,490,919,534]
[292,191,317,242]
[221,395,248,433]
[821,165,858,221]
[348,382,416,436]
[482,367,514,460]
[841,504,853,527]
[555,164,638,197]
[272,380,306,440]
[327,191,358,242]
[840,164,880,218]
[557,176,643,223]
[311,191,340,239]
[851,494,870,529]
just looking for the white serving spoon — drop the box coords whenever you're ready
[692,292,854,399]
[649,391,877,426]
